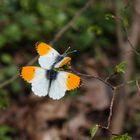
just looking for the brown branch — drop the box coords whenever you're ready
[72,70,114,90]
[0,0,93,89]
[105,72,118,82]
[107,87,116,129]
[97,124,119,136]
[0,75,19,89]
[122,24,140,57]
[136,79,140,92]
[72,69,118,134]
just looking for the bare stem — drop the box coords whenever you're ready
[73,70,114,90]
[107,87,116,129]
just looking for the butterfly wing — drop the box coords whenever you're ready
[20,66,80,99]
[36,42,59,69]
[49,71,80,99]
[54,57,71,68]
[36,42,71,69]
[20,66,49,96]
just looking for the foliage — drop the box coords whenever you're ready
[0,125,14,140]
[111,134,132,140]
[115,61,126,74]
[90,125,99,138]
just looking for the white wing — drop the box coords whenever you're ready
[49,72,67,99]
[31,67,49,96]
[20,66,49,96]
[49,71,80,99]
[20,66,80,99]
[36,42,59,69]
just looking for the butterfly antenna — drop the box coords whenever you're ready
[66,50,77,55]
[64,46,71,54]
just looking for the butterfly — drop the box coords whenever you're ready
[20,42,80,99]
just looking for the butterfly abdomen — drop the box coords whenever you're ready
[46,70,58,80]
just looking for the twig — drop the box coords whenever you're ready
[0,75,19,89]
[72,70,114,90]
[107,87,116,129]
[97,124,119,136]
[105,72,118,82]
[122,25,140,57]
[0,0,93,89]
[136,79,140,92]
[72,69,118,134]
[116,79,137,89]
[111,15,140,57]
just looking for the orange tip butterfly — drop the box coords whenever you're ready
[20,42,80,100]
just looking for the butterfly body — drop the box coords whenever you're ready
[20,42,80,99]
[51,54,65,69]
[46,70,58,80]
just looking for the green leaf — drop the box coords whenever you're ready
[0,125,14,140]
[36,2,48,17]
[88,25,103,35]
[105,14,115,20]
[3,24,22,42]
[11,82,21,93]
[0,89,9,109]
[20,0,30,10]
[111,133,132,140]
[90,125,99,138]
[1,54,12,64]
[115,61,126,74]
[0,98,9,109]
[122,17,128,27]
[4,66,18,77]
[0,35,6,47]
[69,89,78,95]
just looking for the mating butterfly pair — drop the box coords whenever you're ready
[20,42,80,99]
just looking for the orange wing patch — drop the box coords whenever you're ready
[36,42,51,56]
[59,57,71,67]
[20,66,36,82]
[66,73,80,90]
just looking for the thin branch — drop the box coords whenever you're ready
[116,79,136,89]
[136,79,140,92]
[0,75,19,89]
[97,124,119,136]
[72,69,114,90]
[112,14,140,57]
[107,87,116,129]
[72,69,118,134]
[122,25,140,57]
[114,2,124,48]
[105,72,118,82]
[0,0,93,89]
